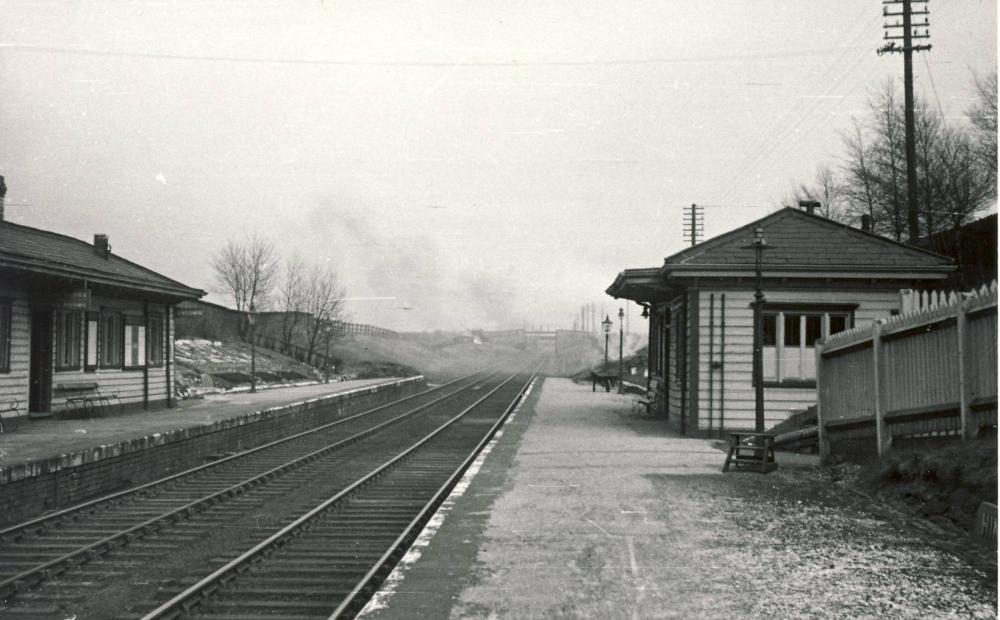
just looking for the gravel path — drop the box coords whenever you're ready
[372,378,997,619]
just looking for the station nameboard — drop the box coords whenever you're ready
[45,289,91,310]
[174,307,204,318]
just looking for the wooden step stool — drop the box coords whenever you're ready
[722,431,777,473]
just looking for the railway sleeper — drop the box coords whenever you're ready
[201,596,340,614]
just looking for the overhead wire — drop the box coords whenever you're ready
[0,43,876,68]
[737,49,889,204]
[717,9,884,205]
[715,12,877,201]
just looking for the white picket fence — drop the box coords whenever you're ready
[899,281,997,314]
[816,281,998,461]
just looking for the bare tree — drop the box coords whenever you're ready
[277,253,307,351]
[785,164,850,222]
[302,263,346,362]
[840,119,881,230]
[935,123,996,230]
[968,71,998,190]
[869,82,908,241]
[833,79,994,242]
[211,234,280,336]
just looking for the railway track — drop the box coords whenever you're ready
[0,362,537,618]
[141,365,539,620]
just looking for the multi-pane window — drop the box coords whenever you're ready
[123,320,147,368]
[0,302,11,373]
[85,312,99,370]
[100,311,122,368]
[147,315,163,366]
[55,310,82,370]
[762,310,851,383]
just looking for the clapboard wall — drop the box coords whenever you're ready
[0,283,30,417]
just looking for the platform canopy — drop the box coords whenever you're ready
[605,267,674,303]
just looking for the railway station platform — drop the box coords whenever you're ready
[361,377,995,619]
[0,378,403,467]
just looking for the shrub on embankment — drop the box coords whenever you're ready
[861,440,998,532]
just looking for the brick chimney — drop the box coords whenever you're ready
[0,175,6,222]
[94,234,111,258]
[798,199,820,216]
[861,214,872,233]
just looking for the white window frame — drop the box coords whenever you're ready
[762,309,851,385]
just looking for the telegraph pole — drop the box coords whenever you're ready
[682,203,704,246]
[878,0,931,243]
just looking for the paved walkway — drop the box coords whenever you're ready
[363,378,996,619]
[0,379,400,466]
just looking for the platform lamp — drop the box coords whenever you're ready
[248,303,257,394]
[601,314,612,364]
[744,225,769,432]
[617,307,625,394]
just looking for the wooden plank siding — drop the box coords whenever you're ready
[0,284,31,417]
[666,297,684,430]
[692,288,901,433]
[48,296,172,413]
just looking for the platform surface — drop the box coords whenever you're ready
[0,378,401,466]
[361,377,996,620]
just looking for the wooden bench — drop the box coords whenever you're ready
[54,382,120,418]
[635,379,661,417]
[722,431,777,473]
[0,399,18,433]
[590,371,617,393]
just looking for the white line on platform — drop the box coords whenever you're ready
[356,378,538,618]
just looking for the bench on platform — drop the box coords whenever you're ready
[635,379,661,417]
[54,382,121,418]
[590,371,617,393]
[0,399,18,433]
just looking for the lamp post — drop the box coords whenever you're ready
[248,303,257,394]
[748,225,768,432]
[617,307,625,394]
[601,315,612,364]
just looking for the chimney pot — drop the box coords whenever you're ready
[861,214,872,232]
[94,234,111,258]
[798,199,820,216]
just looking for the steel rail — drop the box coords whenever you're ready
[0,369,502,601]
[0,372,480,544]
[139,363,536,620]
[331,365,540,619]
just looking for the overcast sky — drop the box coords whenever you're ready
[1,1,996,331]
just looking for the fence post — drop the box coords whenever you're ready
[899,289,914,315]
[873,321,888,458]
[957,297,971,439]
[815,341,829,463]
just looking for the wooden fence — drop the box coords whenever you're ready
[816,281,998,462]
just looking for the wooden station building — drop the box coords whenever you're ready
[0,181,205,419]
[606,206,955,436]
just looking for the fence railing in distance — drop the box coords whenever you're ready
[817,281,997,462]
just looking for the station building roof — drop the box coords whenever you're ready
[0,220,205,301]
[607,207,955,302]
[661,207,954,280]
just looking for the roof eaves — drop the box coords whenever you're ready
[663,262,956,274]
[0,256,205,299]
[0,220,206,295]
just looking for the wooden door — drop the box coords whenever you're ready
[28,310,52,413]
